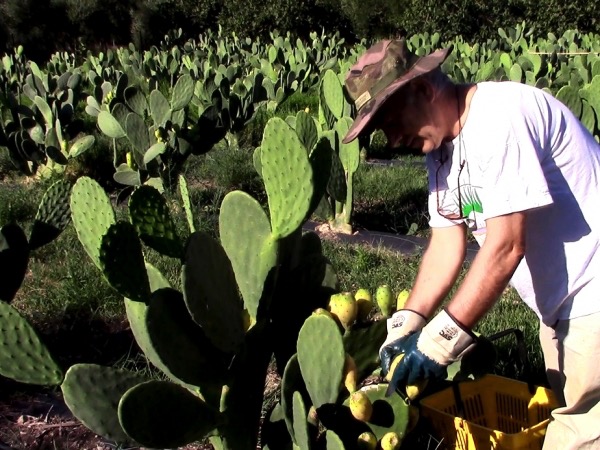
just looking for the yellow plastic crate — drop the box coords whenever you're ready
[419,374,558,450]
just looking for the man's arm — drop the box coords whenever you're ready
[405,224,468,318]
[446,212,527,328]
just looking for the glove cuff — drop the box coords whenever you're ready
[417,309,476,364]
[385,309,427,340]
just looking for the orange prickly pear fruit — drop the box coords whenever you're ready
[355,288,373,321]
[327,292,358,330]
[376,284,394,317]
[349,390,373,422]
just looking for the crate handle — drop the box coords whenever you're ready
[486,328,535,394]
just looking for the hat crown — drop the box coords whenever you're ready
[345,39,419,108]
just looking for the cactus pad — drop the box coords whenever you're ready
[219,191,277,321]
[307,137,333,219]
[61,364,147,444]
[144,287,228,389]
[99,221,150,303]
[297,314,345,408]
[149,90,171,126]
[293,391,310,450]
[129,185,183,259]
[0,224,29,303]
[97,111,126,139]
[29,179,72,250]
[171,74,194,111]
[326,430,345,450]
[260,117,314,239]
[321,70,345,120]
[70,176,116,270]
[182,231,245,353]
[295,110,318,153]
[179,174,196,232]
[125,112,151,156]
[0,301,63,385]
[118,380,221,448]
[343,319,387,379]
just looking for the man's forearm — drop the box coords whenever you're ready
[446,214,526,328]
[405,225,467,318]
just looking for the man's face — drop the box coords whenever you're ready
[371,82,444,153]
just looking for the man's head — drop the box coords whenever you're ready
[342,39,453,152]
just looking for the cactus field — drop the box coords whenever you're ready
[0,22,586,449]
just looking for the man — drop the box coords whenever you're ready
[342,38,600,449]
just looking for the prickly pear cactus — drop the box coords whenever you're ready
[0,301,63,385]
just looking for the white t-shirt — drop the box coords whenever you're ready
[426,81,600,325]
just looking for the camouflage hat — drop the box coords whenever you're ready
[342,38,451,144]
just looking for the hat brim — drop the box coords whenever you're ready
[342,47,451,144]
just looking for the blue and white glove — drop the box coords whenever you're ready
[385,309,477,396]
[379,309,427,378]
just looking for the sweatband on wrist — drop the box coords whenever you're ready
[417,309,477,364]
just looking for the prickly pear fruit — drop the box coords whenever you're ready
[307,405,318,426]
[357,431,377,450]
[242,308,254,332]
[355,288,373,321]
[126,152,134,169]
[396,289,410,310]
[380,431,401,450]
[376,285,394,317]
[349,390,373,422]
[327,292,357,330]
[61,140,68,153]
[342,353,358,393]
[385,354,428,400]
[312,307,333,318]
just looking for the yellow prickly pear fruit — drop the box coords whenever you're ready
[376,285,394,317]
[380,431,401,450]
[385,354,428,400]
[355,288,373,322]
[342,353,358,393]
[349,390,373,422]
[357,431,377,450]
[304,107,310,113]
[396,289,410,310]
[327,292,358,330]
[154,129,162,140]
[60,140,68,153]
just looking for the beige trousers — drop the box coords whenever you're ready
[539,312,600,450]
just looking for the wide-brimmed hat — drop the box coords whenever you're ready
[342,38,451,144]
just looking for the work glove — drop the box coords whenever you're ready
[379,309,427,378]
[385,309,477,397]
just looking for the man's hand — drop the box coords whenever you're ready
[379,310,427,377]
[385,309,477,397]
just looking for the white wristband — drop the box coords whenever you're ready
[417,309,476,364]
[380,310,427,352]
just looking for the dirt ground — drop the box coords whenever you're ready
[0,386,214,450]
